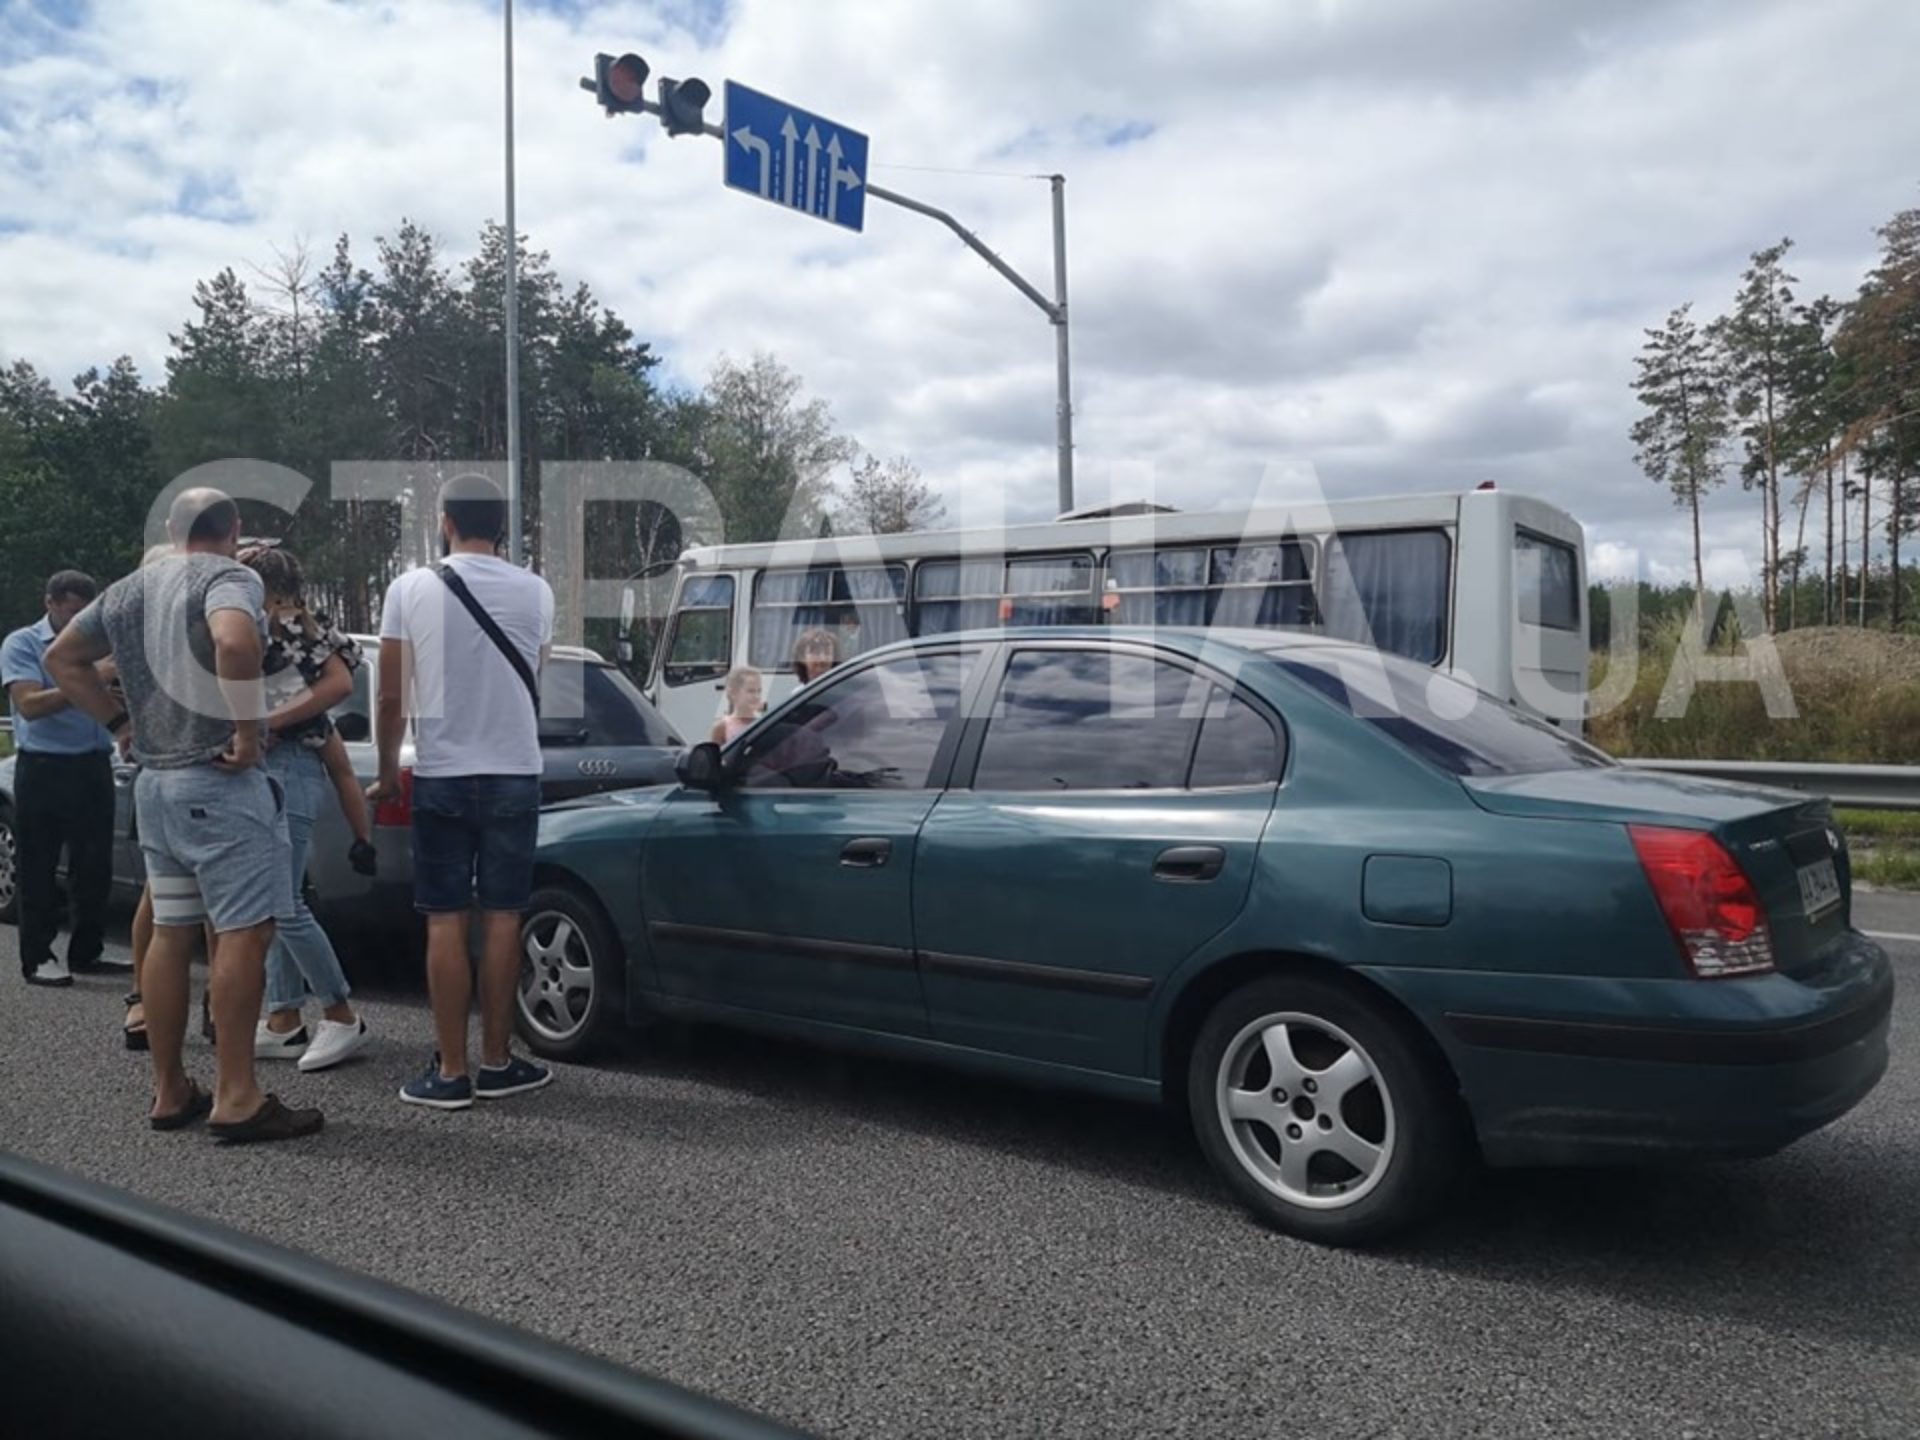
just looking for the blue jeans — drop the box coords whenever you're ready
[410,774,541,913]
[263,744,353,1012]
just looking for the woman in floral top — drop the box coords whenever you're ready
[240,546,375,1073]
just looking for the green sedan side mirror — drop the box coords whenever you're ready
[676,741,730,792]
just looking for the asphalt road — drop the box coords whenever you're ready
[4,895,1919,1439]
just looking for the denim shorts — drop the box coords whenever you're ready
[410,774,542,914]
[136,766,294,932]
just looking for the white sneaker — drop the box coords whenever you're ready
[298,1017,370,1072]
[26,959,73,987]
[255,1020,310,1059]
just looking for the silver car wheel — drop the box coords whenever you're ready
[518,906,598,1045]
[0,813,17,918]
[1214,1010,1396,1211]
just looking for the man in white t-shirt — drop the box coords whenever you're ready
[370,474,556,1110]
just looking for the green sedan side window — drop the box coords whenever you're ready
[1188,689,1282,787]
[974,650,1232,791]
[741,651,976,790]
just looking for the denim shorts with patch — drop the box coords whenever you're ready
[410,774,541,914]
[136,766,294,932]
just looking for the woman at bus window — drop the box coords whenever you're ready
[791,628,840,685]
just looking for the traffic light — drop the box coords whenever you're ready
[588,52,649,116]
[658,76,711,136]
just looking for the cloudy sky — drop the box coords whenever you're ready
[3,0,1918,587]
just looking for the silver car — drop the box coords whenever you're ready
[0,641,683,940]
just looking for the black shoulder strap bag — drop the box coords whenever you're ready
[432,562,540,714]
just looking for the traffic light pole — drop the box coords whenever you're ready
[665,108,1076,515]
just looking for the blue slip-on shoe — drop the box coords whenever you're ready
[399,1055,473,1111]
[474,1054,553,1100]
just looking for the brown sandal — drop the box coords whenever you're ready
[209,1094,325,1146]
[124,991,149,1052]
[149,1083,212,1131]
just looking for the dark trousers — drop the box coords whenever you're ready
[16,749,115,976]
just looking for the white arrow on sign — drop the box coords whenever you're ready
[825,133,862,225]
[730,124,771,197]
[802,123,823,212]
[779,115,803,208]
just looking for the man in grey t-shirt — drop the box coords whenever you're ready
[48,488,323,1144]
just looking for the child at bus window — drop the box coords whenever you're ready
[710,666,765,746]
[834,609,863,655]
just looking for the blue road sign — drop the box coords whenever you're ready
[723,80,869,235]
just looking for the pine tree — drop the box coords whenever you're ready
[1836,206,1920,628]
[1714,239,1822,632]
[1794,295,1848,624]
[1631,304,1731,619]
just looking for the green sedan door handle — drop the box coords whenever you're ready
[840,837,892,869]
[1154,845,1225,883]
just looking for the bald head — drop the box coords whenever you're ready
[167,488,241,552]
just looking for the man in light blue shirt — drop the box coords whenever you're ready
[3,570,117,987]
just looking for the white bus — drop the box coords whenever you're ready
[642,485,1589,741]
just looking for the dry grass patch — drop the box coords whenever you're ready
[1589,622,1920,763]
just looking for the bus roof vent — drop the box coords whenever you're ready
[1056,500,1180,520]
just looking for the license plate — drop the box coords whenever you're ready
[1797,857,1841,919]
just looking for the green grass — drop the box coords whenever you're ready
[0,727,10,760]
[1856,848,1920,890]
[1835,808,1920,841]
[1834,810,1920,892]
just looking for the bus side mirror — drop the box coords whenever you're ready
[617,586,636,667]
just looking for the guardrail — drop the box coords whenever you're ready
[1,710,1910,811]
[1620,759,1920,812]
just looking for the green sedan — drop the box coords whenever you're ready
[517,628,1894,1245]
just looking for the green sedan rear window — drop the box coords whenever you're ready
[1266,650,1614,777]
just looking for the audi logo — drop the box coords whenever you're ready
[577,759,620,778]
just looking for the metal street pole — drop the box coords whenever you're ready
[865,178,1074,514]
[503,0,524,564]
[1049,173,1073,518]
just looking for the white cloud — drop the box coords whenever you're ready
[1,0,1917,582]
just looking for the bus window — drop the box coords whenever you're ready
[1005,555,1098,625]
[1321,530,1451,665]
[914,559,1003,635]
[912,553,1098,635]
[749,565,908,670]
[1515,529,1580,630]
[660,575,735,687]
[1108,542,1314,628]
